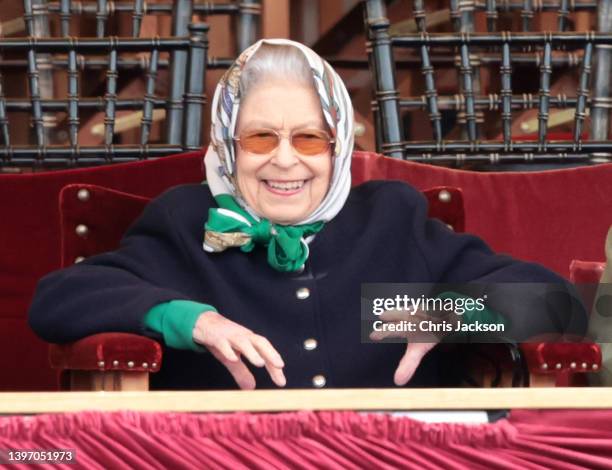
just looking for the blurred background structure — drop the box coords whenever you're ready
[0,0,609,169]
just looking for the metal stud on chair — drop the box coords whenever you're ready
[438,189,452,203]
[75,224,89,237]
[77,188,90,202]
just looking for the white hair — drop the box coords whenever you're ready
[239,43,316,97]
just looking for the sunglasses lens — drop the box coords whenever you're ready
[292,131,331,155]
[240,131,279,154]
[238,129,331,155]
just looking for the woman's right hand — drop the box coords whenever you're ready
[192,311,286,390]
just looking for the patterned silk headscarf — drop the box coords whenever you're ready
[203,39,354,272]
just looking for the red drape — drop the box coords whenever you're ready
[1,409,611,469]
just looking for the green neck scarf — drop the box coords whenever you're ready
[204,194,324,272]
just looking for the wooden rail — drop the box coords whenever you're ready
[2,388,612,414]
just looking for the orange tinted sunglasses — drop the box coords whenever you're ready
[234,128,335,156]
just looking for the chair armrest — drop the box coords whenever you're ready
[461,341,601,387]
[49,333,162,373]
[49,333,162,391]
[520,342,601,375]
[520,342,601,387]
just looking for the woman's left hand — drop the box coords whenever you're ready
[369,309,439,386]
[392,341,437,386]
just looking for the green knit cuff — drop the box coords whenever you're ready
[144,300,217,352]
[436,291,509,340]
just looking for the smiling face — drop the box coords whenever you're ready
[234,79,333,225]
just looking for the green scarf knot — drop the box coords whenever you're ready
[245,218,272,246]
[204,194,324,272]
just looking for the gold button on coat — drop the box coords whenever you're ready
[296,287,310,300]
[312,374,326,388]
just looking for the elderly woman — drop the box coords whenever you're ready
[29,39,586,390]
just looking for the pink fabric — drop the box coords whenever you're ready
[1,410,611,469]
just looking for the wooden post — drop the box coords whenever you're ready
[69,371,149,391]
[262,0,290,39]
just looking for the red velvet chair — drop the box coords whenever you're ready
[50,182,465,390]
[49,152,610,390]
[3,150,609,390]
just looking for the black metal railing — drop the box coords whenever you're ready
[363,0,612,164]
[0,1,261,169]
[0,27,208,167]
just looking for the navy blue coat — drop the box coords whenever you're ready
[28,181,587,389]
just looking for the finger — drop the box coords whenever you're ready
[251,336,286,387]
[371,329,440,343]
[231,337,266,368]
[394,342,437,386]
[224,358,257,390]
[252,336,285,369]
[265,362,287,387]
[214,339,239,362]
[379,309,415,322]
[209,347,256,390]
[380,308,445,323]
[369,325,405,341]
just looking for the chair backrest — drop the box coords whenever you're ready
[351,151,612,276]
[0,0,261,169]
[59,184,151,267]
[58,171,465,269]
[363,0,612,165]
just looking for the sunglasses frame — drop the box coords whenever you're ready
[233,128,335,156]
